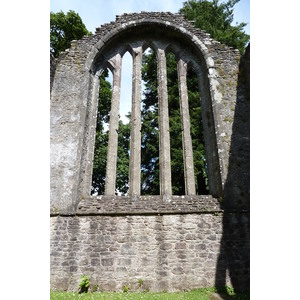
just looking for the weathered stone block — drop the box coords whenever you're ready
[121,244,135,255]
[172,266,184,275]
[101,258,114,266]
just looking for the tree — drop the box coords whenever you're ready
[91,127,109,195]
[140,0,249,195]
[91,69,131,195]
[91,70,112,195]
[180,0,249,53]
[115,119,131,195]
[49,11,125,195]
[51,5,249,195]
[141,50,160,195]
[50,10,91,58]
[141,50,208,195]
[186,67,208,194]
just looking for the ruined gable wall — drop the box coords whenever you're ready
[50,13,249,292]
[50,12,240,214]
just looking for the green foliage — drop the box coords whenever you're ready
[116,120,130,195]
[97,69,112,130]
[92,121,130,196]
[138,278,144,288]
[141,50,160,195]
[91,70,112,195]
[57,5,249,195]
[50,10,91,58]
[91,128,108,195]
[91,69,130,195]
[92,284,99,293]
[139,1,249,193]
[50,287,250,299]
[180,0,249,53]
[167,52,185,195]
[141,49,208,195]
[78,275,90,293]
[123,285,130,293]
[226,286,235,296]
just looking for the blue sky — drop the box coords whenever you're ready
[50,0,250,123]
[50,0,250,35]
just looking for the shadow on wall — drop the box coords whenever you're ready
[215,44,250,293]
[50,53,57,92]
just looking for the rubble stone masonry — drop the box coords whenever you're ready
[50,12,250,292]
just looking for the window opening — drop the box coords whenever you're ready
[91,68,112,195]
[91,51,133,196]
[187,65,209,194]
[116,51,132,195]
[141,47,160,195]
[91,49,211,197]
[166,51,185,195]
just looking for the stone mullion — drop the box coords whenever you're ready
[177,58,196,195]
[157,48,172,196]
[105,54,122,196]
[129,46,143,196]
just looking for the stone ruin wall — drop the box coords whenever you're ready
[51,195,249,291]
[50,12,250,292]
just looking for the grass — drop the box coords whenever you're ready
[50,287,250,300]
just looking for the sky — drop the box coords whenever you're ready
[50,0,250,35]
[50,0,250,123]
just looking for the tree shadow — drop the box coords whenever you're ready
[215,44,250,295]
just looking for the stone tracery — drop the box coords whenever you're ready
[50,12,249,292]
[100,42,200,196]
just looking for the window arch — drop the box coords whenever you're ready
[50,13,230,213]
[84,36,222,198]
[77,19,222,203]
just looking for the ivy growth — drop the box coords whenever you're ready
[78,275,90,293]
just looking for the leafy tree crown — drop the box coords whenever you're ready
[50,10,91,58]
[180,0,249,53]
